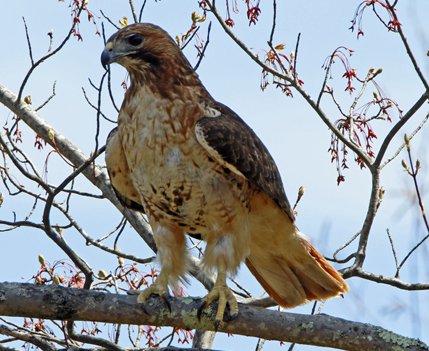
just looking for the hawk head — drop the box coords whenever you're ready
[101,23,196,85]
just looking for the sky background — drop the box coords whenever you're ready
[1,1,429,350]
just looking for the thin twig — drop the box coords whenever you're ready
[95,217,127,243]
[381,112,429,169]
[255,338,266,351]
[317,54,334,107]
[386,229,400,278]
[167,328,175,347]
[22,17,34,65]
[333,231,360,262]
[18,3,85,102]
[35,81,57,111]
[229,278,253,298]
[82,87,115,123]
[268,0,277,45]
[100,10,120,30]
[94,72,108,152]
[139,0,148,22]
[293,33,301,82]
[193,22,212,71]
[0,134,51,193]
[346,267,429,290]
[66,322,122,351]
[385,0,429,90]
[394,142,429,275]
[128,0,138,24]
[181,26,201,50]
[113,219,127,249]
[46,30,54,55]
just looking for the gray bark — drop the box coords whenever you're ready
[0,282,426,351]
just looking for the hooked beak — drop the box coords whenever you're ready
[101,42,116,70]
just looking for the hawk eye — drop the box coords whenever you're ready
[127,34,143,46]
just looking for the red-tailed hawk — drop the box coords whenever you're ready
[101,23,348,328]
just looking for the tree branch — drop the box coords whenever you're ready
[0,283,426,351]
[0,324,56,351]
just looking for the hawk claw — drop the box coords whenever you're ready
[137,269,171,314]
[139,301,150,315]
[198,284,238,330]
[214,319,221,332]
[162,292,172,312]
[197,300,207,321]
[224,312,238,323]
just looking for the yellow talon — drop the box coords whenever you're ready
[137,268,172,312]
[197,264,238,330]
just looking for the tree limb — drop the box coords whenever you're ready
[0,282,426,351]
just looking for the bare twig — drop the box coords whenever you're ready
[18,3,85,102]
[95,217,127,243]
[347,268,429,290]
[35,81,57,111]
[138,0,148,22]
[268,0,277,45]
[193,22,212,71]
[385,0,429,90]
[255,338,266,351]
[181,26,200,50]
[66,321,123,351]
[293,33,301,82]
[332,231,360,262]
[100,10,120,30]
[394,139,429,275]
[128,0,138,24]
[381,111,429,169]
[386,229,400,278]
[82,86,115,123]
[229,278,253,298]
[22,17,34,65]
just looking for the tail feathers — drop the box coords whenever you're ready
[246,237,349,309]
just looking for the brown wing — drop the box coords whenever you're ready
[195,99,295,222]
[105,127,145,213]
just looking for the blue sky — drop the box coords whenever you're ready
[1,1,429,350]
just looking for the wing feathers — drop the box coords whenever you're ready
[196,98,295,222]
[105,127,145,213]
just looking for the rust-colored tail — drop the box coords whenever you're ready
[248,193,349,308]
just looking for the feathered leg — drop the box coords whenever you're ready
[138,223,188,313]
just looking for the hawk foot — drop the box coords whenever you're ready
[137,270,172,314]
[197,283,238,331]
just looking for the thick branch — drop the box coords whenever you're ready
[0,283,426,351]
